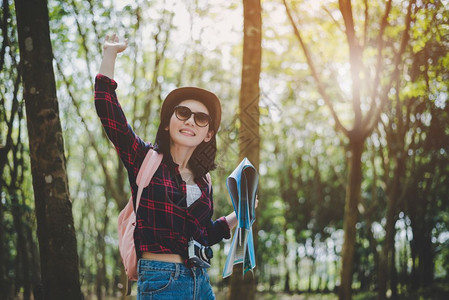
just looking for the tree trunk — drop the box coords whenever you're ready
[14,0,82,298]
[295,249,300,292]
[229,0,261,299]
[308,254,315,292]
[0,192,6,296]
[283,222,290,293]
[390,246,398,299]
[339,136,364,300]
[10,192,31,299]
[1,0,14,291]
[26,214,41,299]
[410,209,434,290]
[377,156,404,299]
[417,228,434,288]
[95,203,109,300]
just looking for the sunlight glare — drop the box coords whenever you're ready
[114,0,243,70]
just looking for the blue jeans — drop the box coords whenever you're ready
[137,259,216,300]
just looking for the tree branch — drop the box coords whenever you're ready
[131,5,142,130]
[142,9,174,137]
[362,0,369,49]
[0,45,20,176]
[323,6,345,34]
[363,0,416,138]
[55,59,122,204]
[70,0,93,86]
[338,0,363,131]
[87,0,103,55]
[0,0,10,73]
[361,0,392,130]
[283,0,349,136]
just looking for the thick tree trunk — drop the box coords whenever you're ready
[14,0,82,298]
[410,212,434,290]
[339,136,363,300]
[229,1,261,299]
[417,229,434,288]
[1,0,13,291]
[237,3,261,164]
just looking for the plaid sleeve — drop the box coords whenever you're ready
[205,216,231,246]
[204,185,231,246]
[94,74,149,177]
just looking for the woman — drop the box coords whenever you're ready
[95,34,238,299]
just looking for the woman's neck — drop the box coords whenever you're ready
[170,144,195,172]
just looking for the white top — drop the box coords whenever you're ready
[186,184,202,207]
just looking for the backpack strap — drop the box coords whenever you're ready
[205,172,212,193]
[134,149,163,212]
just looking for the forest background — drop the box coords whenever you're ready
[1,0,449,299]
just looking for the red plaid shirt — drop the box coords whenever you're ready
[94,74,230,261]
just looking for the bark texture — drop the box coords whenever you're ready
[229,0,262,299]
[14,0,82,298]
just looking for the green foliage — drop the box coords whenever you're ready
[1,0,449,298]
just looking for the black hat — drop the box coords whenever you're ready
[160,87,222,131]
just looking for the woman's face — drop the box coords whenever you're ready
[167,99,213,149]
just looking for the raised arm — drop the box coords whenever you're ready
[99,34,128,79]
[95,34,149,179]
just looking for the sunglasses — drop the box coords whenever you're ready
[174,105,211,128]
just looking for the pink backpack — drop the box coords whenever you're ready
[118,149,163,294]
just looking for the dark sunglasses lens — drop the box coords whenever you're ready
[174,106,210,127]
[175,106,192,120]
[194,113,210,127]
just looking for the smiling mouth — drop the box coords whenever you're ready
[180,129,195,136]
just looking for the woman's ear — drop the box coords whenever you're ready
[203,130,214,143]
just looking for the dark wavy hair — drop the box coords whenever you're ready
[154,113,217,181]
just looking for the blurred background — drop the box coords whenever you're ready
[1,0,448,299]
